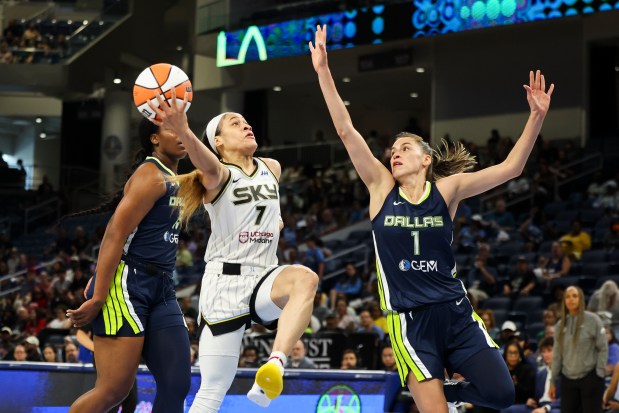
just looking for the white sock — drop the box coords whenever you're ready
[267,351,287,374]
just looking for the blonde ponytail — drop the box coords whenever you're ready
[432,139,477,180]
[169,170,206,229]
[393,133,477,181]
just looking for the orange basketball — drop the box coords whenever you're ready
[133,63,193,119]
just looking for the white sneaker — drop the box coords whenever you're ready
[247,362,284,408]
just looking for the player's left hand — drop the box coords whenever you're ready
[309,24,328,73]
[524,70,554,117]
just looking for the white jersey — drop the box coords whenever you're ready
[203,158,280,267]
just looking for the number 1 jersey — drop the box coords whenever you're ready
[371,182,465,312]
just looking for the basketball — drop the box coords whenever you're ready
[133,63,193,119]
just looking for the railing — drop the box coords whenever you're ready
[322,244,370,282]
[553,153,604,201]
[23,196,61,234]
[479,152,603,213]
[0,257,61,297]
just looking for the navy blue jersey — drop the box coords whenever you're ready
[371,182,465,312]
[122,156,180,273]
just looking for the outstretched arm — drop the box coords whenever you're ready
[310,25,393,199]
[438,70,554,210]
[148,90,228,191]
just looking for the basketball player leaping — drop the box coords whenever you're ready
[148,92,318,412]
[310,25,554,413]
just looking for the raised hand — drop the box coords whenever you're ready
[523,70,554,117]
[147,87,190,134]
[308,24,328,73]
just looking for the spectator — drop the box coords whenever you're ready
[179,296,198,323]
[312,292,329,324]
[0,326,14,359]
[356,309,384,340]
[559,220,591,260]
[238,345,260,368]
[22,22,41,47]
[0,151,8,168]
[550,286,607,413]
[504,336,560,413]
[588,280,619,323]
[23,336,42,361]
[457,214,488,253]
[381,345,397,372]
[535,242,571,290]
[607,326,619,376]
[329,262,363,303]
[64,341,79,363]
[10,343,28,361]
[519,207,546,251]
[536,310,558,342]
[503,256,537,297]
[43,344,58,362]
[340,348,360,370]
[467,247,499,300]
[322,311,344,333]
[304,235,325,280]
[368,303,388,334]
[502,339,536,407]
[175,238,194,274]
[604,363,619,412]
[47,306,71,329]
[478,309,500,341]
[285,340,316,369]
[594,180,619,210]
[499,320,520,348]
[485,198,516,231]
[334,297,358,332]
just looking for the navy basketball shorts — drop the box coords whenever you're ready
[86,259,186,337]
[387,298,498,386]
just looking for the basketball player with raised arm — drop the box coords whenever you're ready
[310,25,554,413]
[147,92,319,412]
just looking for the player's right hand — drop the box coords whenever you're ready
[66,299,103,328]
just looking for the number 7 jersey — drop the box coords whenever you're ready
[371,182,465,312]
[203,158,280,267]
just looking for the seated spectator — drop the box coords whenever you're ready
[457,215,488,253]
[536,310,558,342]
[499,321,520,348]
[503,336,560,413]
[466,248,499,300]
[47,306,71,329]
[0,326,14,359]
[285,340,316,369]
[340,348,361,370]
[23,336,42,361]
[312,292,329,324]
[559,220,591,260]
[368,302,388,334]
[503,339,536,407]
[175,238,194,275]
[604,363,619,412]
[380,345,397,372]
[479,309,500,341]
[593,180,619,210]
[534,242,571,290]
[303,235,325,280]
[42,344,58,362]
[588,280,619,323]
[356,309,384,340]
[238,345,260,368]
[503,256,537,297]
[64,341,79,363]
[519,207,547,251]
[334,297,359,332]
[322,311,345,333]
[329,262,363,303]
[9,343,28,361]
[485,198,516,232]
[607,326,619,376]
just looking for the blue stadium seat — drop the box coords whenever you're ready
[482,296,511,311]
[581,249,609,263]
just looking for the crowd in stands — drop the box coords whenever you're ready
[1,129,619,412]
[1,18,74,64]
